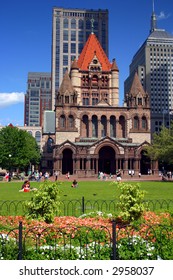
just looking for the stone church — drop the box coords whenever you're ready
[52,32,157,177]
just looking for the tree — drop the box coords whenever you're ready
[0,125,41,170]
[145,125,173,165]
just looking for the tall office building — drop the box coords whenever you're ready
[24,72,52,126]
[124,6,173,133]
[51,7,109,109]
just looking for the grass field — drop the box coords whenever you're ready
[0,180,173,216]
[0,179,173,200]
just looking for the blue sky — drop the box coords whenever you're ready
[0,0,172,126]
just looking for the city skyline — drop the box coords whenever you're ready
[0,0,172,126]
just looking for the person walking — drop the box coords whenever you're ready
[116,169,122,182]
[54,170,58,181]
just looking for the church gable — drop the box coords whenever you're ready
[77,33,111,71]
[97,98,110,106]
[125,72,149,108]
[56,70,77,106]
[130,72,146,97]
[89,54,102,72]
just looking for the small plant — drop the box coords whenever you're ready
[24,180,61,223]
[117,235,157,260]
[79,211,113,219]
[115,182,146,222]
[0,235,18,260]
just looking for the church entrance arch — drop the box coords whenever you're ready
[140,150,151,174]
[98,146,116,174]
[62,148,73,175]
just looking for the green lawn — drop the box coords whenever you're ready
[0,180,173,200]
[0,180,173,216]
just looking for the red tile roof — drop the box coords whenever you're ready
[77,33,112,71]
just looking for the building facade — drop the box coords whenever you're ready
[124,7,173,134]
[51,7,109,110]
[24,72,52,127]
[53,33,155,177]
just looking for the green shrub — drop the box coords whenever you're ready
[115,182,146,222]
[24,180,61,223]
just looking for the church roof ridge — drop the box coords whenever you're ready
[77,33,112,71]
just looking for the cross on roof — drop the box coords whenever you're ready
[91,17,94,34]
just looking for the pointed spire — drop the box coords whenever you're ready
[129,72,146,96]
[59,70,74,94]
[71,58,79,70]
[111,58,119,72]
[150,0,157,33]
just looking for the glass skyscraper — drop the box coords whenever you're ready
[124,7,173,134]
[24,72,52,126]
[51,7,109,109]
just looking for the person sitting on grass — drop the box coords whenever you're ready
[20,180,30,192]
[19,180,37,192]
[71,179,78,188]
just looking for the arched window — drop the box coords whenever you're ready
[86,19,91,29]
[78,19,84,29]
[71,19,76,29]
[110,116,116,137]
[60,115,66,128]
[35,131,41,143]
[68,115,74,128]
[47,137,53,153]
[119,116,126,138]
[138,97,143,106]
[82,115,89,137]
[65,96,69,104]
[134,116,139,130]
[92,115,98,137]
[92,75,98,86]
[63,18,68,28]
[101,115,107,137]
[142,116,147,129]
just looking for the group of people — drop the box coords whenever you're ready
[98,170,122,182]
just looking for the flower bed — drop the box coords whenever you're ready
[0,211,172,229]
[0,211,173,260]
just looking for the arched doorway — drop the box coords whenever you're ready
[62,149,73,174]
[98,146,116,174]
[140,150,151,174]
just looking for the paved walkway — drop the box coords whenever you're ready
[51,174,165,182]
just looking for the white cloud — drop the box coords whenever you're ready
[0,92,25,108]
[157,11,171,20]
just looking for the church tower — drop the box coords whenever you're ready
[53,27,152,177]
